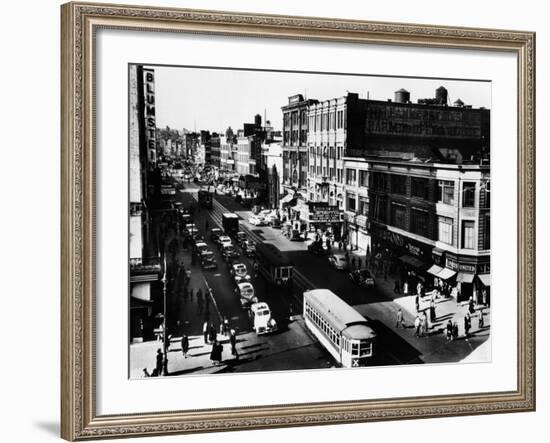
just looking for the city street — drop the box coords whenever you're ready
[131,182,491,378]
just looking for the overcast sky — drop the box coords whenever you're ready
[147,65,491,134]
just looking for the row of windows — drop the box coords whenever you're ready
[304,302,341,348]
[308,109,347,132]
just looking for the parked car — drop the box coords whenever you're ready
[249,302,278,334]
[235,282,258,309]
[349,269,375,288]
[328,254,348,270]
[308,241,328,256]
[248,215,266,226]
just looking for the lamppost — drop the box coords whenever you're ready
[161,254,168,376]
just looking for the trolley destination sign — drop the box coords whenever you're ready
[308,203,342,223]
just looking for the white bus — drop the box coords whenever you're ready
[304,289,376,368]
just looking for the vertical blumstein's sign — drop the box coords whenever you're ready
[143,68,156,166]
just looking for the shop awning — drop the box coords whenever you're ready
[477,274,491,287]
[427,264,443,276]
[398,254,426,269]
[437,268,457,280]
[456,272,475,283]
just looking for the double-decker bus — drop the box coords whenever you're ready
[255,242,292,287]
[304,289,376,368]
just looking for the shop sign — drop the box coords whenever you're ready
[446,256,459,271]
[459,263,476,273]
[308,203,342,223]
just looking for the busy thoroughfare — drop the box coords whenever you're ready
[130,175,491,378]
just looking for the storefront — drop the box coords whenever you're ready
[370,224,434,283]
[440,252,490,303]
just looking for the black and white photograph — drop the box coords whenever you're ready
[129,64,491,378]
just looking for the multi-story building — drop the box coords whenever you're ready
[129,65,161,343]
[210,133,221,168]
[306,92,369,207]
[261,140,283,208]
[363,158,490,304]
[281,94,318,195]
[200,130,211,165]
[283,86,491,303]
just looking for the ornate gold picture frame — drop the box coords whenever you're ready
[61,2,535,440]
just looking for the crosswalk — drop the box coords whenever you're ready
[191,195,317,293]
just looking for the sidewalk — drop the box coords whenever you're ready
[352,251,492,364]
[130,316,329,377]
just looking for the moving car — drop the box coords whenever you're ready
[242,240,256,258]
[217,235,232,248]
[200,250,217,270]
[210,228,223,243]
[349,269,375,288]
[230,262,251,283]
[235,282,258,309]
[194,241,209,256]
[328,254,348,270]
[221,244,238,262]
[236,231,247,247]
[185,223,198,236]
[249,302,278,335]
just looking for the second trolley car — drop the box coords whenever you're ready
[304,289,376,368]
[255,242,293,287]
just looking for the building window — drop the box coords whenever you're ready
[391,175,407,195]
[329,168,335,180]
[462,182,476,207]
[370,195,387,223]
[346,169,357,186]
[358,196,368,216]
[391,202,407,230]
[347,193,357,212]
[371,172,387,192]
[462,220,475,249]
[410,208,429,237]
[437,180,455,205]
[359,170,368,188]
[337,170,343,183]
[438,216,454,245]
[411,177,430,200]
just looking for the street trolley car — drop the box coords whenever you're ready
[304,289,376,368]
[255,242,293,287]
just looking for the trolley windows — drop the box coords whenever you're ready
[304,301,341,348]
[349,339,373,357]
